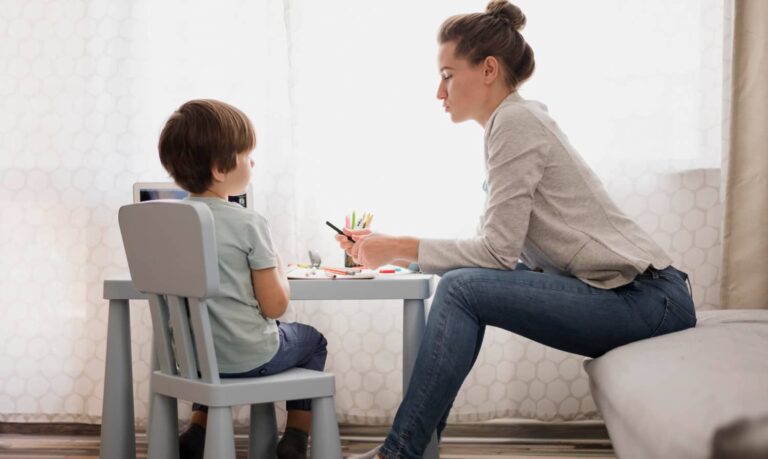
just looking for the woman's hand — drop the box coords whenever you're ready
[334,228,371,255]
[353,233,400,268]
[334,228,396,267]
[335,228,419,268]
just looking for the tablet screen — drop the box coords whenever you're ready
[137,186,248,208]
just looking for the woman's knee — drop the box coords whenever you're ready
[433,268,489,318]
[437,268,494,299]
[438,268,478,294]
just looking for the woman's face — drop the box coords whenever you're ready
[436,41,487,123]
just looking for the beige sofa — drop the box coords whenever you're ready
[584,309,768,459]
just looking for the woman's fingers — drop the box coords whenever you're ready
[350,238,362,261]
[344,228,371,235]
[335,229,373,261]
[335,234,354,250]
[343,228,372,241]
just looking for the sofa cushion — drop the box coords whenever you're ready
[584,309,768,459]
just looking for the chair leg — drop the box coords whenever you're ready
[310,396,342,459]
[248,403,278,459]
[204,406,236,459]
[147,392,179,459]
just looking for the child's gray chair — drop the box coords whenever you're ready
[118,200,342,459]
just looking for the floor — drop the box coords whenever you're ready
[0,422,615,458]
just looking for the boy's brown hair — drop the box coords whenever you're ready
[158,99,256,194]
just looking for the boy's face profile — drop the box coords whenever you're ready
[159,99,257,197]
[212,149,255,196]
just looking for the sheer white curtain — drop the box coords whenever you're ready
[0,0,728,426]
[0,0,296,424]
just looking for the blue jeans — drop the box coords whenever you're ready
[379,264,696,459]
[192,321,327,412]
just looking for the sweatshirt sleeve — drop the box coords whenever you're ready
[418,105,550,275]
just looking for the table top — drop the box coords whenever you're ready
[104,274,437,301]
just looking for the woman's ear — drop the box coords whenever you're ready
[483,56,500,83]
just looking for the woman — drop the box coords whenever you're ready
[340,1,696,458]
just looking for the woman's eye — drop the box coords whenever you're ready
[441,74,452,81]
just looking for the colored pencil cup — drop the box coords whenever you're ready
[344,251,362,268]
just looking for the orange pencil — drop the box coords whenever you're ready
[323,266,356,275]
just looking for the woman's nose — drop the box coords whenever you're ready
[436,81,447,100]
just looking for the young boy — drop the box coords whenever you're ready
[158,99,327,459]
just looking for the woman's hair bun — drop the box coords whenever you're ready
[485,0,526,31]
[438,0,535,88]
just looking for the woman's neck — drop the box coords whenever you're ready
[477,88,516,127]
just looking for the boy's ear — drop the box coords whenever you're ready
[211,165,227,183]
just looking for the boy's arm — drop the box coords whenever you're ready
[251,254,290,319]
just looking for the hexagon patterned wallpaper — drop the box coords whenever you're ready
[0,0,729,428]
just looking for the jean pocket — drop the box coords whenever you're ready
[667,295,697,323]
[651,297,697,337]
[659,264,685,277]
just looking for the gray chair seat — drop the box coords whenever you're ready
[152,367,336,407]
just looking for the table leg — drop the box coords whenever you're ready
[145,341,157,449]
[100,299,136,459]
[402,299,439,459]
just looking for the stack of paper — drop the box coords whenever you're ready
[286,267,377,280]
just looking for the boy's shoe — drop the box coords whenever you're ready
[346,444,382,459]
[178,423,205,459]
[277,427,309,459]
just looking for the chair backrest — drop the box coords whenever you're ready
[119,200,219,298]
[119,200,222,383]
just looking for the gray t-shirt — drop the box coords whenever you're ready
[418,92,672,289]
[187,197,279,373]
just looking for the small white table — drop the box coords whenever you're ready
[100,275,439,459]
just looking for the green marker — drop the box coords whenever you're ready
[351,210,356,229]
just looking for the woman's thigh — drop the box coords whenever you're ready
[438,268,666,358]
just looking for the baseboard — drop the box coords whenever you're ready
[0,422,101,436]
[1,420,610,443]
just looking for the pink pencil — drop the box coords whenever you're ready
[345,215,350,229]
